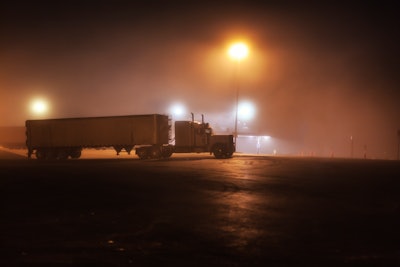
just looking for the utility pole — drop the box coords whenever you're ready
[228,42,248,151]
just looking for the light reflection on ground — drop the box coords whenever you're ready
[1,147,399,265]
[188,158,282,250]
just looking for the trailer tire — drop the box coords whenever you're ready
[36,149,46,160]
[150,146,161,159]
[161,146,173,158]
[70,149,81,159]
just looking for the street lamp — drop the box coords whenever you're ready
[238,101,255,121]
[228,42,249,147]
[169,103,186,119]
[30,98,49,117]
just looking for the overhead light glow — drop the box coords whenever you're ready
[30,99,48,115]
[228,42,249,61]
[238,101,255,120]
[169,103,186,117]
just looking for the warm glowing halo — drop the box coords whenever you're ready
[30,99,48,114]
[169,103,186,117]
[228,42,249,60]
[238,101,255,120]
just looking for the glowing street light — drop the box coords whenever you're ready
[238,101,256,121]
[30,98,49,116]
[228,43,249,61]
[228,42,249,147]
[169,103,186,119]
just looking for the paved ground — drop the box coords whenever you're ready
[1,148,400,266]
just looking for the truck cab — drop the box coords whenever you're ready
[174,120,235,158]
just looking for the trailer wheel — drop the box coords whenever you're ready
[150,146,161,159]
[161,146,173,158]
[36,149,46,160]
[70,149,81,159]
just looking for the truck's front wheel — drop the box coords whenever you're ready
[213,144,227,159]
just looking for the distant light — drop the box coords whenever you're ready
[228,42,249,61]
[30,99,48,115]
[169,103,186,117]
[238,101,255,120]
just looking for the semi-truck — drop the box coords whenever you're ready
[25,114,235,160]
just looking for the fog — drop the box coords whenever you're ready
[1,1,399,158]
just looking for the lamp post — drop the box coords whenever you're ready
[30,98,49,118]
[228,42,248,147]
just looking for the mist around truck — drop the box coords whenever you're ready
[1,147,400,266]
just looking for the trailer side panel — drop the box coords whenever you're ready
[26,114,169,150]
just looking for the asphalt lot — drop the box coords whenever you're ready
[1,148,400,266]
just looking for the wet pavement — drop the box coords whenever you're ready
[1,149,400,266]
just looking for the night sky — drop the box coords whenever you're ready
[1,1,399,158]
